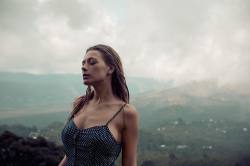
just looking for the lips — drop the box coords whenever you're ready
[83,74,90,79]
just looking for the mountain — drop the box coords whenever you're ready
[132,80,250,129]
[1,72,249,129]
[1,73,249,165]
[0,72,171,127]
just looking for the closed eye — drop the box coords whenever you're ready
[89,58,97,65]
[82,57,97,66]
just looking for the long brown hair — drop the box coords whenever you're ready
[66,44,129,123]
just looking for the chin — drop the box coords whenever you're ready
[83,79,93,85]
[83,81,90,85]
[82,78,102,86]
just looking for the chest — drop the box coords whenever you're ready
[74,107,112,128]
[61,121,122,158]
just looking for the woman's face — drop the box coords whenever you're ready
[81,50,112,85]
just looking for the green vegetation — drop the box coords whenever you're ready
[1,72,250,165]
[1,117,249,166]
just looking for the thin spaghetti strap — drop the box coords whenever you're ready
[106,103,126,125]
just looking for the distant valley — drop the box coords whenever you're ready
[0,72,249,129]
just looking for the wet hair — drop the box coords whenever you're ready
[66,44,129,122]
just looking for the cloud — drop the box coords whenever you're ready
[0,0,249,85]
[117,0,250,85]
[43,0,95,29]
[0,0,118,73]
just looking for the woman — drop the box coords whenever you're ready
[59,44,139,166]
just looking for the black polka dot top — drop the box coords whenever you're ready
[61,103,126,166]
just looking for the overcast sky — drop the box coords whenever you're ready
[0,0,249,85]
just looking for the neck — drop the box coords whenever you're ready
[91,79,116,104]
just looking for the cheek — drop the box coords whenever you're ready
[91,65,108,78]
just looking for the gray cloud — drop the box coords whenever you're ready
[0,0,249,86]
[117,0,250,85]
[43,0,95,29]
[0,0,38,34]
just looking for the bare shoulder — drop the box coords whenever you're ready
[123,103,139,127]
[123,103,138,116]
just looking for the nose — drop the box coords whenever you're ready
[81,65,87,72]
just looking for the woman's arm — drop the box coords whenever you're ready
[58,154,67,166]
[122,104,139,166]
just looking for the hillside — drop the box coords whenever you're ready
[133,80,250,129]
[0,72,170,127]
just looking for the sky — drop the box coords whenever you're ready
[0,0,249,86]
